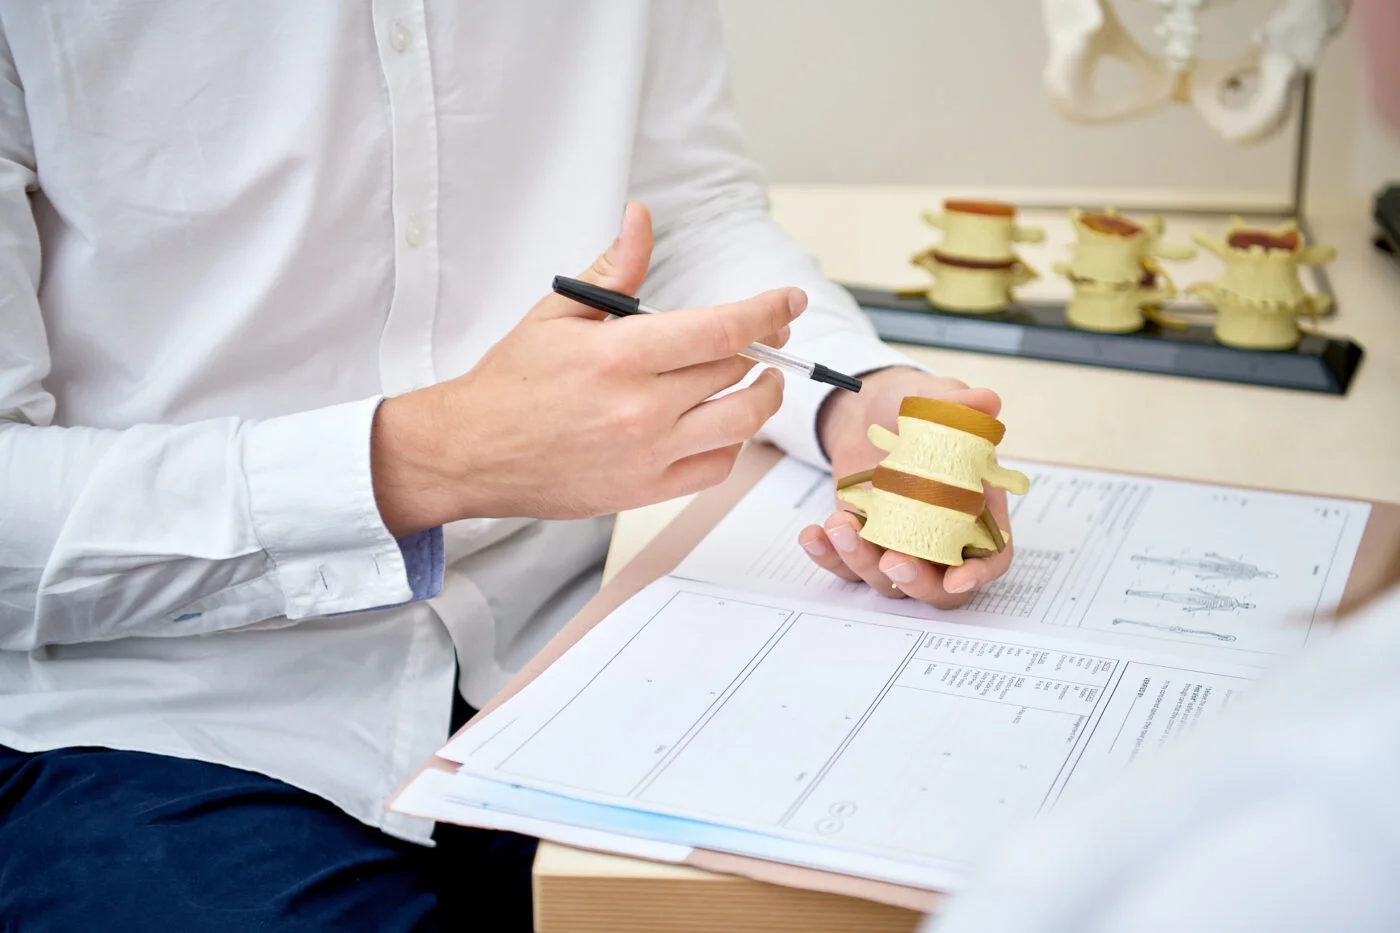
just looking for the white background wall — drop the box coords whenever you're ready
[716,0,1399,207]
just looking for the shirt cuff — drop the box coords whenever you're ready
[241,396,434,619]
[398,526,445,602]
[757,332,932,469]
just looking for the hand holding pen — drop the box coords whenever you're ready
[371,203,808,536]
[552,277,862,393]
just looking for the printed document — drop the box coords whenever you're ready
[676,456,1368,662]
[400,455,1368,890]
[438,577,1260,890]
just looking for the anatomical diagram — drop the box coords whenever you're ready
[1112,618,1238,642]
[1124,588,1256,612]
[1130,552,1277,581]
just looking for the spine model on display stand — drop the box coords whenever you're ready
[845,0,1364,390]
[910,200,1044,313]
[1053,208,1195,333]
[1188,218,1337,350]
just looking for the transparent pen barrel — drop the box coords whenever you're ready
[738,343,816,377]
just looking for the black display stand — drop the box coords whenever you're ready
[845,285,1364,395]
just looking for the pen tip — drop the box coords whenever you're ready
[812,364,862,393]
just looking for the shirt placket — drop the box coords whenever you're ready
[373,0,441,395]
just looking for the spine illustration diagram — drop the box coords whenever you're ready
[1124,588,1255,612]
[1111,618,1237,642]
[1130,552,1276,581]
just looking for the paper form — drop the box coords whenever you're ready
[440,577,1257,891]
[393,769,695,864]
[673,456,1369,663]
[399,767,949,889]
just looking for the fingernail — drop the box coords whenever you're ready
[826,523,859,553]
[946,573,979,594]
[885,560,917,584]
[800,536,828,558]
[788,289,808,318]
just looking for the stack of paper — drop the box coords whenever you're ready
[392,453,1369,910]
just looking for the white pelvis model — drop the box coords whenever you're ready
[1041,0,1348,143]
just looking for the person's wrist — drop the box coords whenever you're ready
[370,388,469,538]
[816,366,923,464]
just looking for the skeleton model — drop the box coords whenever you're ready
[1042,0,1349,143]
[1112,618,1238,641]
[835,397,1028,565]
[1125,587,1256,611]
[1187,218,1336,350]
[1131,552,1277,580]
[1053,207,1193,333]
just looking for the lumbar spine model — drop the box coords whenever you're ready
[1053,208,1195,333]
[910,199,1044,313]
[835,398,1030,566]
[1187,217,1335,350]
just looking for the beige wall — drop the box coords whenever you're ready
[718,0,1395,207]
[1354,105,1400,197]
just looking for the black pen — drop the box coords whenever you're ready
[552,276,863,393]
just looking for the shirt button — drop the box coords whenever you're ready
[405,221,423,248]
[390,21,410,52]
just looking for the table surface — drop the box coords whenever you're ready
[535,184,1400,914]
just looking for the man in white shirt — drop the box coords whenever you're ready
[0,3,1013,930]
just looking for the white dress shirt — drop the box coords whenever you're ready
[0,1,918,843]
[925,583,1400,933]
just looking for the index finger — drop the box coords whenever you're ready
[942,487,1014,595]
[618,287,806,373]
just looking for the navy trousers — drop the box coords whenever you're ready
[0,692,537,932]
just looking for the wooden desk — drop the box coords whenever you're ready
[532,186,1400,932]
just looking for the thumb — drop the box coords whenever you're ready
[537,202,654,320]
[946,386,1002,419]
